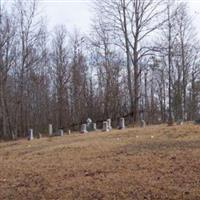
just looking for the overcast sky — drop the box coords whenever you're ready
[39,0,92,33]
[4,0,200,37]
[38,0,200,37]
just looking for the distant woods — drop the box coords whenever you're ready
[0,0,200,139]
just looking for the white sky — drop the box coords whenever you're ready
[3,0,200,37]
[39,0,93,33]
[39,0,200,37]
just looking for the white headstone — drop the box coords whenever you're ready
[119,118,125,129]
[60,129,64,136]
[93,123,97,131]
[81,124,88,134]
[184,113,187,121]
[102,121,109,132]
[107,119,112,130]
[28,129,34,140]
[68,130,71,135]
[49,124,53,136]
[140,120,146,128]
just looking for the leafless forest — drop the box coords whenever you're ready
[0,0,200,139]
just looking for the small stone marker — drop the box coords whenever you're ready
[107,119,112,130]
[49,124,53,136]
[119,118,125,129]
[37,133,42,139]
[68,130,71,135]
[176,119,183,125]
[28,129,34,141]
[81,124,88,134]
[102,121,109,132]
[140,120,146,128]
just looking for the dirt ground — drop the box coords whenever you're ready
[1,124,200,200]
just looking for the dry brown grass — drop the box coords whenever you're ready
[1,124,200,200]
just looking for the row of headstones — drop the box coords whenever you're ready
[28,124,69,141]
[80,118,126,133]
[28,118,148,140]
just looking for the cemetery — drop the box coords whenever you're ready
[1,0,200,199]
[1,122,200,199]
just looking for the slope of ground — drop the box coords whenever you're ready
[1,124,200,200]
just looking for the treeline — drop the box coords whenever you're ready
[0,0,200,139]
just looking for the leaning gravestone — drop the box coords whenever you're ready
[119,118,125,129]
[107,119,112,130]
[28,129,34,141]
[140,120,146,128]
[102,121,109,132]
[81,124,88,134]
[49,124,53,136]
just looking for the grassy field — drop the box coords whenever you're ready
[1,124,200,200]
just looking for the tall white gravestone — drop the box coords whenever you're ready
[28,129,34,140]
[107,119,112,130]
[102,121,109,132]
[119,118,125,129]
[49,124,53,136]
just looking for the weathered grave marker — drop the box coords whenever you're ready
[60,129,64,136]
[107,119,112,130]
[28,129,34,141]
[140,120,146,128]
[49,124,53,136]
[37,133,42,139]
[93,123,97,131]
[102,121,109,132]
[119,118,125,129]
[86,118,94,131]
[81,124,88,134]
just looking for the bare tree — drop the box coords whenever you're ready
[51,25,70,129]
[94,0,165,123]
[0,9,17,138]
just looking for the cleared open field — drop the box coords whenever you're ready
[1,124,200,200]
